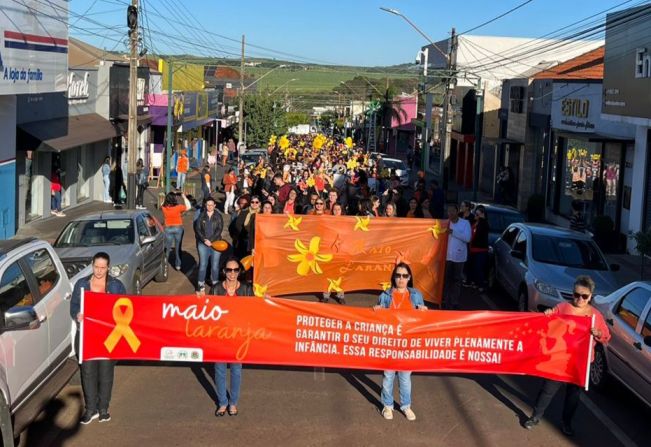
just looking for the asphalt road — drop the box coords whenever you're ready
[17,164,651,447]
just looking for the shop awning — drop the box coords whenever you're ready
[556,130,635,143]
[114,114,153,134]
[18,113,120,152]
[177,117,216,132]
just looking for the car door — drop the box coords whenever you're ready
[509,230,529,295]
[606,286,651,399]
[639,305,651,405]
[494,226,519,297]
[135,215,156,280]
[143,213,165,280]
[23,246,71,366]
[0,256,49,407]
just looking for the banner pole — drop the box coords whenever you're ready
[584,314,596,391]
[79,288,85,365]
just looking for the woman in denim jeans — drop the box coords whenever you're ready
[373,262,427,421]
[161,191,191,271]
[211,257,252,417]
[101,156,112,203]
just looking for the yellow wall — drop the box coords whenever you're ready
[158,59,205,91]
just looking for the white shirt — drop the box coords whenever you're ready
[446,218,472,263]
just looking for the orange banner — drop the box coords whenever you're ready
[81,292,593,387]
[253,214,448,303]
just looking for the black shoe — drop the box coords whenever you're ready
[524,417,539,430]
[99,411,111,422]
[561,422,574,437]
[80,410,99,425]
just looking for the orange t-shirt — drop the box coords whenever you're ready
[391,290,413,310]
[162,204,186,227]
[177,156,189,174]
[223,173,237,192]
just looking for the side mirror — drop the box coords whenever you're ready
[140,235,156,245]
[644,336,651,348]
[610,263,620,272]
[3,306,42,331]
[510,249,524,260]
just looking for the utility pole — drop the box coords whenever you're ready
[126,0,139,209]
[165,59,173,194]
[238,34,245,154]
[472,79,484,202]
[439,27,457,190]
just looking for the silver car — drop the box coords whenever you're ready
[493,223,620,311]
[381,157,410,186]
[53,210,168,294]
[591,281,651,407]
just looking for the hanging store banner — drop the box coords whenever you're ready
[81,292,593,387]
[253,214,448,304]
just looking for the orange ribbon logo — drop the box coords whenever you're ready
[104,298,141,353]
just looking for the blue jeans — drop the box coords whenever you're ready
[197,242,221,288]
[51,190,61,212]
[177,172,186,190]
[165,226,184,269]
[381,370,412,409]
[214,363,242,407]
[103,175,111,202]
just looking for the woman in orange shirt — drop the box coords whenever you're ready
[373,262,426,422]
[161,191,191,271]
[223,168,238,214]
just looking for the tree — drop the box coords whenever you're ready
[285,112,310,129]
[237,92,287,148]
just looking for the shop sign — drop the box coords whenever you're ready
[182,92,197,121]
[0,1,68,95]
[208,91,220,117]
[551,83,599,132]
[67,71,90,104]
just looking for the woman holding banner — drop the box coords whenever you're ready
[70,252,127,425]
[373,262,427,421]
[211,257,252,417]
[524,275,610,437]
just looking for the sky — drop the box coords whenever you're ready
[68,0,640,66]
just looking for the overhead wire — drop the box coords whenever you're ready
[458,0,535,35]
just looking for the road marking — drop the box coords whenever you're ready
[481,292,639,447]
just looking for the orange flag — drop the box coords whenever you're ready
[253,214,448,304]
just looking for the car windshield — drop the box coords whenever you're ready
[487,211,525,234]
[383,160,406,170]
[532,235,608,270]
[54,219,134,247]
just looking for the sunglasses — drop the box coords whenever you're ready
[224,268,240,273]
[316,202,324,205]
[394,273,410,279]
[573,292,590,300]
[251,200,260,204]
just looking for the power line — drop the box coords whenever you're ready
[459,0,535,35]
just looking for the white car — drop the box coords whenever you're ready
[381,157,410,186]
[591,281,651,407]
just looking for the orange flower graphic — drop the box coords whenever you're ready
[287,237,333,276]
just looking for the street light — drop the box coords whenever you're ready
[379,7,447,59]
[268,78,297,96]
[243,64,287,91]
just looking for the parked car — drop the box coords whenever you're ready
[381,157,410,186]
[53,210,168,294]
[475,203,525,248]
[493,223,620,311]
[591,281,651,407]
[0,238,90,444]
[240,150,268,167]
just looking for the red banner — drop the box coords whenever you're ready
[81,292,593,387]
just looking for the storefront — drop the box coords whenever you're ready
[16,69,119,224]
[602,4,651,252]
[547,81,635,247]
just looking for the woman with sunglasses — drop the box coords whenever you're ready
[308,198,330,215]
[524,275,611,437]
[211,257,251,417]
[373,262,427,422]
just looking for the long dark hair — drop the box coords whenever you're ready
[162,192,178,207]
[390,262,414,289]
[221,256,244,281]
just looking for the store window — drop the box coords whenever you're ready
[601,142,622,226]
[560,138,601,222]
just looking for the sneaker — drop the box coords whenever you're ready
[99,411,111,422]
[524,417,539,430]
[381,406,393,420]
[57,212,66,217]
[51,211,58,215]
[80,410,99,425]
[561,422,574,437]
[175,265,182,271]
[403,407,416,421]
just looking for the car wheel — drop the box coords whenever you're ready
[132,270,142,295]
[517,288,528,312]
[154,253,169,282]
[590,344,609,389]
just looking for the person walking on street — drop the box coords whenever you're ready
[443,204,471,310]
[176,149,189,191]
[162,191,191,271]
[374,262,427,421]
[51,169,65,217]
[70,252,126,425]
[193,196,224,292]
[201,165,212,201]
[468,205,489,292]
[101,156,112,203]
[211,257,252,417]
[135,158,148,209]
[569,200,587,233]
[223,168,238,214]
[524,275,611,437]
[227,138,236,163]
